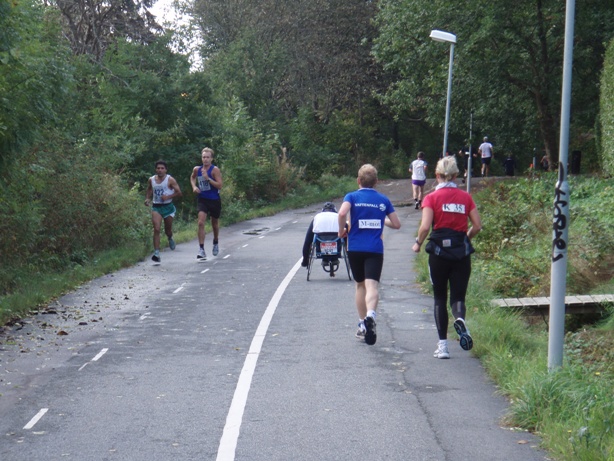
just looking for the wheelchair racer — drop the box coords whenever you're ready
[301,202,340,267]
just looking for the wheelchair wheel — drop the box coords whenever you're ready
[306,242,316,281]
[342,240,352,280]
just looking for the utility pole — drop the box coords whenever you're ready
[548,0,575,371]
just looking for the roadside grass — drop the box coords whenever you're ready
[0,175,356,326]
[413,174,614,461]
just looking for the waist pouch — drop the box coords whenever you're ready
[425,228,475,261]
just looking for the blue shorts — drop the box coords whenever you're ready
[412,180,426,187]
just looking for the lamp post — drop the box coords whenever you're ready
[430,29,457,158]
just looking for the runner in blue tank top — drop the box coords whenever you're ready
[190,147,223,260]
[338,164,401,345]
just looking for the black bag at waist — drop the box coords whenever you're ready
[425,228,475,261]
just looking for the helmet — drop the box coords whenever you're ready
[322,202,336,212]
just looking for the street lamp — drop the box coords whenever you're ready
[430,29,457,158]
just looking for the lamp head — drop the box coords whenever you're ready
[430,30,457,44]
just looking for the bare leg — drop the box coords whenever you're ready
[211,217,220,241]
[152,212,162,251]
[163,216,174,239]
[198,211,208,245]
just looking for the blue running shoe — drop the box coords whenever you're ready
[169,237,176,250]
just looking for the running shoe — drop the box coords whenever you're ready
[151,252,161,263]
[453,318,473,351]
[197,248,206,260]
[212,242,219,256]
[433,340,450,359]
[364,316,377,345]
[355,321,366,339]
[169,237,176,250]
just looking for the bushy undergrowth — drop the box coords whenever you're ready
[468,175,614,460]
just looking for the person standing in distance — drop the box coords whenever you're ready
[409,151,428,210]
[190,147,223,260]
[412,156,482,359]
[478,136,494,177]
[338,164,401,345]
[145,160,182,264]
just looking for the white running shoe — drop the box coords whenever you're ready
[355,321,366,339]
[197,248,206,260]
[212,243,219,256]
[433,340,450,359]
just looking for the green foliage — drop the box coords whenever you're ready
[601,38,614,176]
[0,1,74,158]
[451,177,614,460]
[373,0,614,170]
[472,176,614,297]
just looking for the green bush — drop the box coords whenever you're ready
[600,38,614,176]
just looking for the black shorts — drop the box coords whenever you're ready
[347,251,384,283]
[481,157,492,165]
[197,197,222,219]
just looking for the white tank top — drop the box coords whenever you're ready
[151,175,174,205]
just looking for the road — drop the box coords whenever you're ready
[0,179,548,461]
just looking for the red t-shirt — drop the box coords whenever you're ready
[422,186,476,232]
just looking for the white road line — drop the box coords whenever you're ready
[173,286,185,294]
[258,236,265,239]
[223,255,231,259]
[201,268,210,274]
[139,312,151,320]
[275,227,281,231]
[242,244,248,248]
[215,259,302,461]
[79,348,109,370]
[24,408,48,430]
[91,348,109,361]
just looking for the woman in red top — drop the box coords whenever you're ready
[412,156,482,359]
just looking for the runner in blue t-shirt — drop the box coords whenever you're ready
[338,164,401,345]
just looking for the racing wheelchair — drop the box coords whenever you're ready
[306,232,352,281]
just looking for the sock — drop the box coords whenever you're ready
[199,244,204,250]
[367,310,376,320]
[213,239,218,244]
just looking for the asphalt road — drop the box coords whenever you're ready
[0,179,549,461]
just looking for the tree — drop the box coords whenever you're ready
[373,0,614,169]
[51,0,163,61]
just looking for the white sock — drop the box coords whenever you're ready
[367,310,376,320]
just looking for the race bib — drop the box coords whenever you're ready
[442,203,466,214]
[359,219,381,229]
[198,176,211,191]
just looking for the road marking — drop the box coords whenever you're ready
[223,255,231,259]
[173,284,185,294]
[24,408,48,430]
[139,312,151,320]
[201,268,210,274]
[216,259,302,461]
[91,348,109,361]
[79,348,109,370]
[242,244,248,248]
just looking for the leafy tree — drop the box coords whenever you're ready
[51,0,163,61]
[373,0,614,169]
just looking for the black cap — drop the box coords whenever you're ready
[322,202,336,212]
